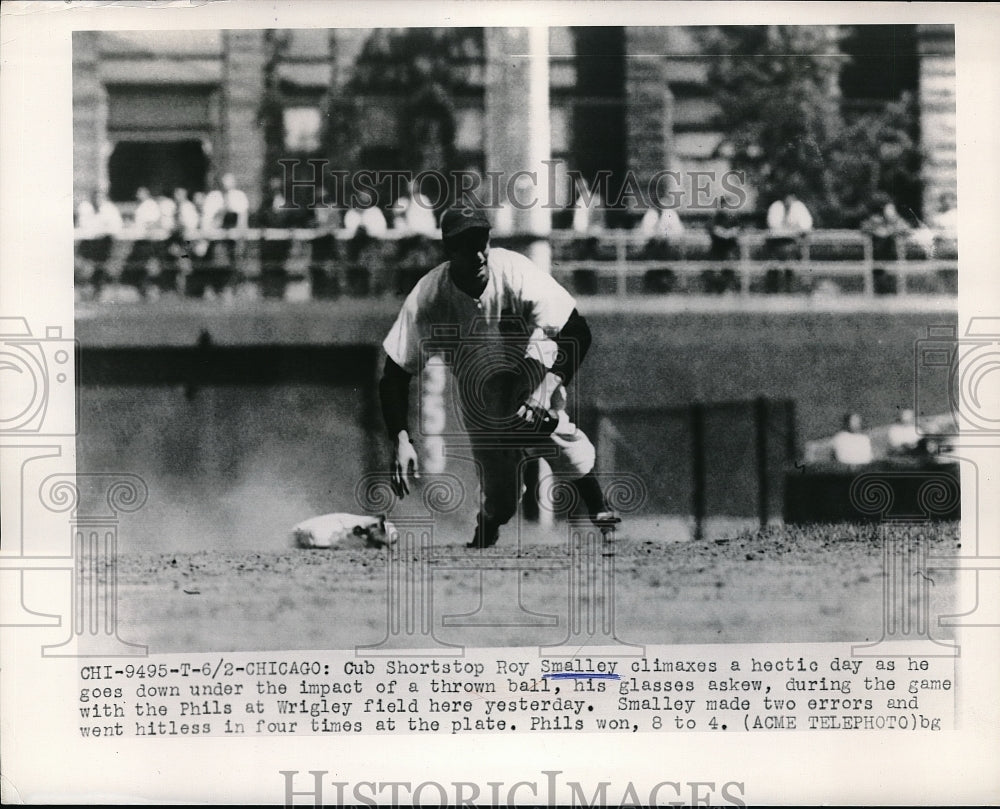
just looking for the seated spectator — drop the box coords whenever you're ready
[187,190,211,263]
[343,202,388,296]
[931,191,958,234]
[393,179,438,238]
[121,186,164,296]
[76,189,122,295]
[163,187,199,294]
[258,176,295,298]
[194,173,249,298]
[393,179,439,295]
[152,190,179,294]
[929,190,959,293]
[572,178,605,239]
[765,191,813,293]
[638,199,684,293]
[174,187,200,238]
[202,171,250,232]
[309,196,343,299]
[343,201,388,240]
[832,413,874,466]
[887,408,921,457]
[133,185,162,231]
[862,195,910,295]
[704,207,741,294]
[569,178,605,294]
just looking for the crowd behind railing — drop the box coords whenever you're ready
[75,178,959,302]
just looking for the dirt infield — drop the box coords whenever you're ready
[117,522,961,655]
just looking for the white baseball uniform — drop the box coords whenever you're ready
[383,247,595,525]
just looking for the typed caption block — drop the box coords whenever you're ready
[76,643,954,738]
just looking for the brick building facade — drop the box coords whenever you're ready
[73,25,956,222]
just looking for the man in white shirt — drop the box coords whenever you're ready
[765,192,813,293]
[196,172,250,295]
[201,172,250,232]
[76,189,123,294]
[832,413,873,466]
[394,179,438,238]
[379,206,621,549]
[392,179,441,295]
[122,186,165,295]
[343,204,388,239]
[639,201,685,292]
[887,409,921,456]
[132,186,162,233]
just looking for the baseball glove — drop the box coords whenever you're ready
[513,402,560,435]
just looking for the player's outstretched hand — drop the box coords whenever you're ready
[391,436,420,497]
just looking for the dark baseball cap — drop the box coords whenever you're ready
[440,206,491,240]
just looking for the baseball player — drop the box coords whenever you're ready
[379,205,620,548]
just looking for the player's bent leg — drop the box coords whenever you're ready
[467,445,521,549]
[545,418,621,540]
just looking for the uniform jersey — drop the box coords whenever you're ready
[383,247,576,427]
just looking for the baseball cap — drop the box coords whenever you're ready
[440,206,491,240]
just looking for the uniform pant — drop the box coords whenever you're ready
[468,408,596,526]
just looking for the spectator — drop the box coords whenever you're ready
[309,194,343,299]
[258,176,294,298]
[343,201,388,296]
[192,190,207,223]
[122,186,164,296]
[765,191,813,293]
[164,187,199,294]
[704,207,741,294]
[862,195,910,295]
[152,190,179,293]
[394,179,439,296]
[202,171,250,231]
[887,408,921,457]
[343,201,388,240]
[638,199,684,293]
[569,178,604,294]
[197,172,249,297]
[76,189,122,296]
[187,190,211,266]
[393,178,438,238]
[133,185,162,230]
[929,191,959,294]
[174,187,200,237]
[931,191,958,234]
[832,412,873,466]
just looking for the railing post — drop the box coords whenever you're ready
[895,235,908,297]
[616,231,628,298]
[800,236,810,292]
[738,235,751,296]
[862,233,875,298]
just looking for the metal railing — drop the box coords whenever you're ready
[548,228,958,297]
[73,226,958,299]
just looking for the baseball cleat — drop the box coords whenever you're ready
[592,511,622,541]
[466,523,500,549]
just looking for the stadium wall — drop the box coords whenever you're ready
[76,307,957,442]
[75,307,956,547]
